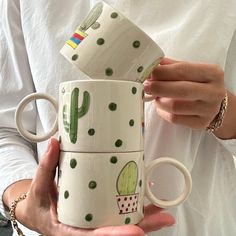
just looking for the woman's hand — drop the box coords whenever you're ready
[12,138,175,236]
[144,58,227,130]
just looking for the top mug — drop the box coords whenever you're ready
[60,1,164,82]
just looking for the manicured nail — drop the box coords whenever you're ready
[144,82,151,94]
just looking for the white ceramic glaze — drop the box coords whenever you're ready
[60,1,164,82]
[57,151,192,228]
[15,80,144,152]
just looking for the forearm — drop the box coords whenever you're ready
[214,91,236,139]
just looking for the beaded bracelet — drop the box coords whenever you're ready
[10,193,27,236]
[206,92,228,133]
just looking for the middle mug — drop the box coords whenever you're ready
[15,80,144,153]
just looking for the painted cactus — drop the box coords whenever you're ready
[117,161,138,195]
[63,87,90,143]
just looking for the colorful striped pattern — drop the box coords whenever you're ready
[66,30,87,49]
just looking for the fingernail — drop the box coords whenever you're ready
[144,82,151,94]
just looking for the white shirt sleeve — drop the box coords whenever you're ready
[0,0,38,217]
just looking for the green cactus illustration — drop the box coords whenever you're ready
[117,161,138,195]
[63,87,90,144]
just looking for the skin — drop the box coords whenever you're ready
[3,138,175,236]
[4,57,236,235]
[144,58,236,139]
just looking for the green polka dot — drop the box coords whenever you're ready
[132,87,137,94]
[109,103,117,111]
[137,66,144,73]
[111,12,118,18]
[97,38,105,45]
[139,180,142,187]
[88,128,95,136]
[89,181,97,189]
[115,139,123,147]
[72,54,79,61]
[105,68,113,76]
[129,119,135,126]
[70,159,77,169]
[133,40,141,48]
[92,22,100,29]
[125,217,131,224]
[64,191,69,199]
[110,156,118,164]
[85,214,93,222]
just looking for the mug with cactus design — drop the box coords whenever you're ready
[15,80,144,152]
[60,1,164,83]
[57,151,192,228]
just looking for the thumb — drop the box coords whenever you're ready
[31,138,60,206]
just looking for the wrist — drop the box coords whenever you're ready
[213,91,236,139]
[3,179,32,209]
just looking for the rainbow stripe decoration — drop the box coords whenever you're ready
[66,30,88,49]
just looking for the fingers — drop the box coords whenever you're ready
[144,80,211,100]
[94,225,145,236]
[151,58,223,83]
[31,138,60,207]
[138,204,175,233]
[155,98,215,116]
[155,108,211,129]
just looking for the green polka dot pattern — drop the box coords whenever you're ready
[64,191,69,199]
[111,12,118,18]
[85,214,93,222]
[133,40,141,48]
[115,139,123,147]
[72,54,79,61]
[125,217,131,224]
[105,68,113,76]
[137,66,144,73]
[88,128,95,136]
[110,156,118,164]
[132,87,137,94]
[129,119,135,126]
[97,38,105,45]
[70,159,77,169]
[109,103,117,111]
[89,181,97,189]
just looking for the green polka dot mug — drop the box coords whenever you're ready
[57,151,192,228]
[15,80,144,152]
[60,1,164,83]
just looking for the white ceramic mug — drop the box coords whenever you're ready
[15,80,144,152]
[57,151,192,228]
[60,1,164,82]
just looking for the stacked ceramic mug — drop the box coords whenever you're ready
[15,1,192,229]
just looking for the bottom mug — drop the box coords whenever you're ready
[57,151,192,228]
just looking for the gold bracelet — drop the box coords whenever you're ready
[206,92,228,133]
[10,193,27,236]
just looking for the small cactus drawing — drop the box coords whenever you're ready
[116,161,139,214]
[117,161,138,195]
[63,87,90,144]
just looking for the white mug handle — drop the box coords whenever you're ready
[15,93,58,142]
[145,157,192,208]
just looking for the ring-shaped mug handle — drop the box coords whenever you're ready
[145,157,192,208]
[15,93,58,142]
